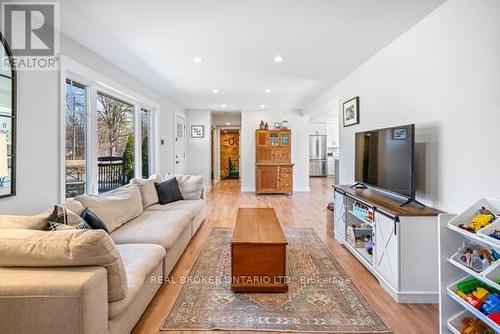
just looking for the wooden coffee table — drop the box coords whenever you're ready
[231,208,288,293]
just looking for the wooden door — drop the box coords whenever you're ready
[256,166,279,193]
[256,131,269,146]
[273,147,290,163]
[374,212,399,289]
[279,166,293,192]
[257,147,273,163]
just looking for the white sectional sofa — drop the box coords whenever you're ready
[0,175,206,334]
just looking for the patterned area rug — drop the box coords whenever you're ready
[162,228,391,333]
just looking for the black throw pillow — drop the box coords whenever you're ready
[155,178,184,205]
[80,207,110,234]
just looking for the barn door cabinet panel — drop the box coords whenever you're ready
[255,129,293,194]
[333,190,346,242]
[374,212,399,290]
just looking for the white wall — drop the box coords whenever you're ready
[309,123,327,135]
[326,122,339,148]
[309,0,500,213]
[0,70,60,215]
[0,35,183,214]
[185,110,212,190]
[240,110,310,192]
[212,113,241,127]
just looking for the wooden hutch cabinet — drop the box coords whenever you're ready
[255,130,294,194]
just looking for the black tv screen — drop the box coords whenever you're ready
[355,124,415,198]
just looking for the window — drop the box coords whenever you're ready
[0,35,15,198]
[65,79,87,198]
[64,73,157,199]
[140,108,151,179]
[96,92,135,193]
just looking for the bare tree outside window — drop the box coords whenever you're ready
[96,92,135,192]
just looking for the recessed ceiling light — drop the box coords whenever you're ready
[212,88,219,94]
[273,55,285,63]
[221,104,226,108]
[265,88,272,94]
[226,122,231,126]
[260,104,266,109]
[192,56,203,63]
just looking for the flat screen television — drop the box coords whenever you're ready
[354,124,415,198]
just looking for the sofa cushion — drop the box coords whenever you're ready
[131,175,161,208]
[0,213,49,230]
[145,200,204,220]
[108,244,165,319]
[75,186,143,233]
[111,211,191,250]
[0,229,127,302]
[165,175,204,200]
[59,199,85,213]
[155,178,183,205]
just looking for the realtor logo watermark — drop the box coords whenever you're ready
[2,2,60,70]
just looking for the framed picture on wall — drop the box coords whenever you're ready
[343,96,360,127]
[191,125,204,138]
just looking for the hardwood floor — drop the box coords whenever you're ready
[132,178,439,334]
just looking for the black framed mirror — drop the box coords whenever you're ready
[0,33,16,198]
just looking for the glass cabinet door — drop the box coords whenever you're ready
[280,132,290,146]
[269,132,279,146]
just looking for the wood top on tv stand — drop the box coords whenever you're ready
[333,184,443,217]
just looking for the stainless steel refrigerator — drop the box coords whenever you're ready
[309,135,327,177]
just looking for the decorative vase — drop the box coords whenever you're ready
[264,122,269,130]
[259,121,265,130]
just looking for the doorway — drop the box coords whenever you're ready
[174,115,186,175]
[220,129,240,180]
[210,111,241,185]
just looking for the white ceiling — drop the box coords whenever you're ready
[58,0,446,111]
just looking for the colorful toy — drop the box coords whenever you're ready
[456,243,497,272]
[459,206,496,233]
[465,294,484,309]
[473,287,490,302]
[492,249,500,261]
[461,316,495,334]
[364,236,373,255]
[457,278,483,294]
[490,229,500,241]
[481,294,500,315]
[488,312,500,325]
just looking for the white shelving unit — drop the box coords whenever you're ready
[438,198,500,334]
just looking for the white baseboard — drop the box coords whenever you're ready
[294,186,310,192]
[240,186,255,192]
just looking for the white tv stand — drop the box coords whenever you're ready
[333,184,442,303]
